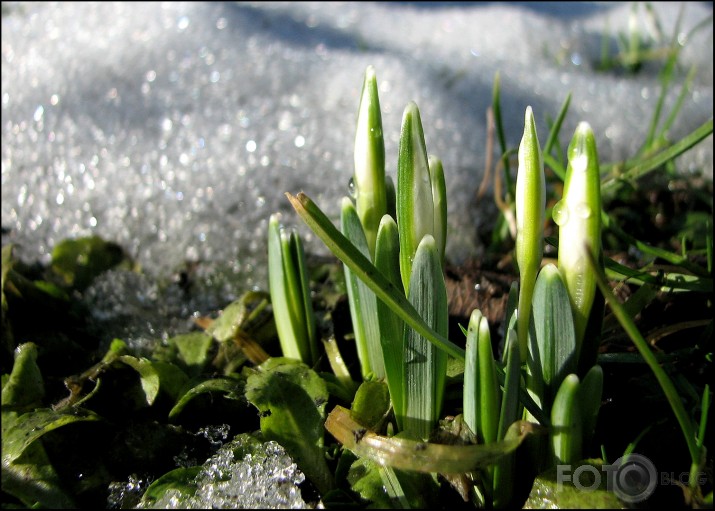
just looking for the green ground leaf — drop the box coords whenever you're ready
[138,466,203,508]
[50,235,131,291]
[150,360,190,403]
[347,456,439,509]
[1,342,44,409]
[2,408,102,466]
[245,357,334,494]
[170,332,213,369]
[1,434,77,509]
[351,380,390,431]
[168,377,245,420]
[118,355,161,406]
[524,459,624,509]
[341,197,384,379]
[204,300,247,343]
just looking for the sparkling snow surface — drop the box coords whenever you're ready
[2,1,713,294]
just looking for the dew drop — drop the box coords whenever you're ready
[347,176,357,199]
[574,202,592,219]
[552,200,569,226]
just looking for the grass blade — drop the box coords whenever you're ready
[585,248,700,464]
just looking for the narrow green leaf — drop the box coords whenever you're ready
[529,264,577,408]
[290,229,319,364]
[267,214,317,364]
[491,72,513,194]
[498,328,522,443]
[463,309,483,438]
[268,214,300,361]
[374,214,406,425]
[696,384,710,452]
[477,314,499,446]
[428,155,447,266]
[503,282,519,364]
[379,466,411,509]
[585,248,700,464]
[403,235,448,440]
[550,374,582,466]
[543,92,572,177]
[492,328,522,508]
[464,309,499,445]
[341,197,384,379]
[579,364,603,451]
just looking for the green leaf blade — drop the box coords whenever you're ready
[403,235,449,440]
[341,197,384,379]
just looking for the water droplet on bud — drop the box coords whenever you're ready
[552,200,569,226]
[348,177,357,199]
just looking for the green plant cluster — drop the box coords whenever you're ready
[2,5,713,508]
[275,60,712,507]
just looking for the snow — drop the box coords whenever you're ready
[2,1,712,296]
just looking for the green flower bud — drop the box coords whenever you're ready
[515,106,545,361]
[354,65,387,260]
[555,122,602,349]
[397,102,434,294]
